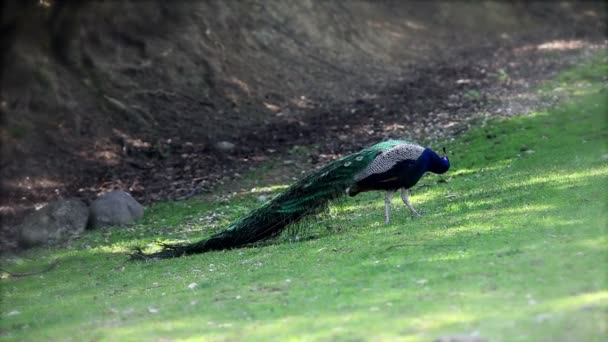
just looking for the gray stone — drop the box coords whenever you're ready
[88,191,144,228]
[103,95,128,111]
[256,195,268,202]
[19,199,89,247]
[215,141,236,152]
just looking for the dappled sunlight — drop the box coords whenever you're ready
[3,177,63,191]
[228,77,252,95]
[382,123,406,133]
[289,95,315,109]
[367,20,417,40]
[263,102,281,112]
[548,291,608,311]
[207,182,291,201]
[538,40,589,51]
[404,20,426,31]
[57,282,597,340]
[91,150,121,166]
[104,304,477,341]
[441,196,508,214]
[407,311,477,331]
[514,39,603,53]
[433,159,514,181]
[575,236,608,251]
[284,158,605,234]
[249,184,289,193]
[460,203,554,218]
[411,204,588,251]
[516,166,608,189]
[548,81,607,97]
[95,244,134,255]
[34,245,128,262]
[37,145,604,263]
[1,177,66,214]
[327,190,447,224]
[4,55,607,341]
[84,129,150,165]
[49,279,607,341]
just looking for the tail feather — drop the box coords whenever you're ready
[131,140,404,259]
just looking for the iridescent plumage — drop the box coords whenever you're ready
[132,140,449,259]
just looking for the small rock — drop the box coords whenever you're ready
[148,307,159,314]
[535,313,552,323]
[215,141,236,152]
[19,199,89,247]
[188,283,197,289]
[581,304,598,311]
[275,110,288,117]
[88,191,144,228]
[103,95,128,111]
[5,310,20,317]
[256,195,268,202]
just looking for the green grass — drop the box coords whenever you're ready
[2,55,607,341]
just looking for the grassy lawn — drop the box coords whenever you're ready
[1,54,607,341]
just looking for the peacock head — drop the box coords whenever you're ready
[429,147,450,174]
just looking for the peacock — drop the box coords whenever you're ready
[132,140,449,259]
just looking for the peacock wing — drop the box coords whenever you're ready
[354,143,424,182]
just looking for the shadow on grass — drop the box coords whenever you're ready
[2,87,606,340]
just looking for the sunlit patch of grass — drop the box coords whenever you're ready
[518,166,608,187]
[539,51,608,98]
[249,184,290,193]
[549,291,608,311]
[576,236,608,251]
[1,53,607,341]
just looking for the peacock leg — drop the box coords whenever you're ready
[401,188,421,216]
[385,190,395,224]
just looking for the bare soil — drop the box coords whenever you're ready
[1,1,606,251]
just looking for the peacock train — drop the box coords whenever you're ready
[132,140,449,259]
